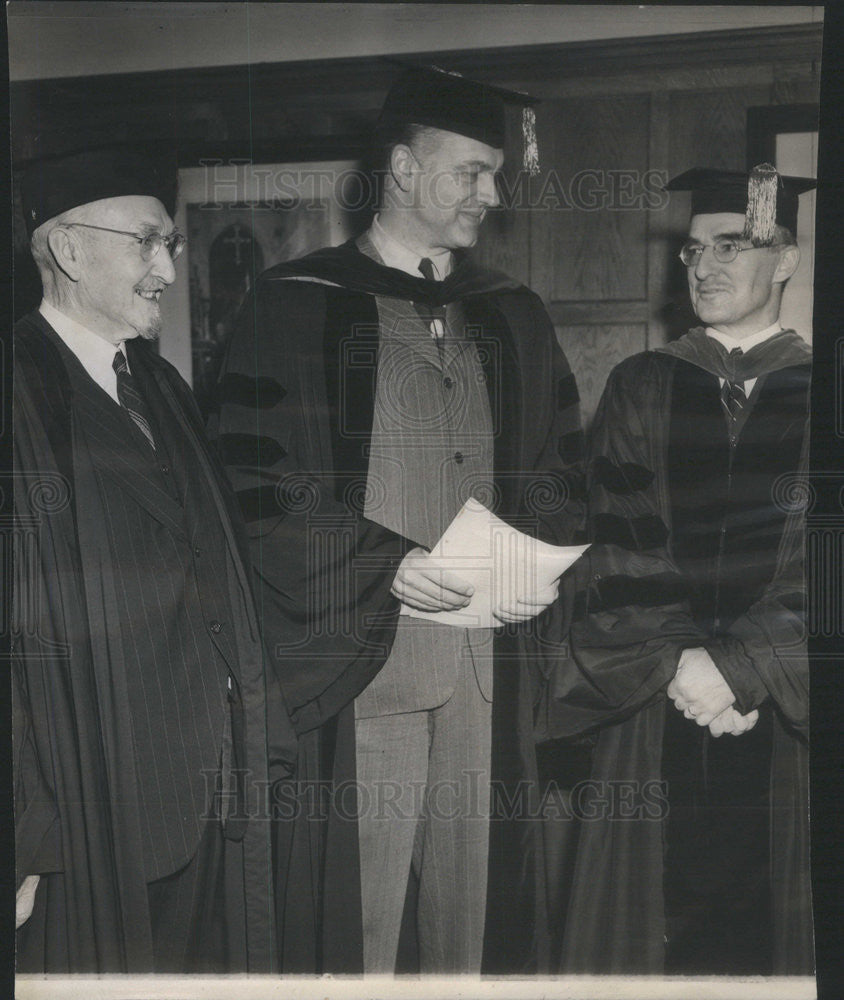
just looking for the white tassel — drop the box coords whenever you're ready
[523,107,539,176]
[744,163,778,245]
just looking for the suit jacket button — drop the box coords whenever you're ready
[454,451,464,464]
[160,464,170,474]
[210,620,223,634]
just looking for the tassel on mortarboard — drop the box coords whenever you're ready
[743,162,779,246]
[523,106,539,176]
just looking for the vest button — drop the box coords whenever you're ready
[194,546,201,557]
[160,464,170,475]
[454,452,464,464]
[443,376,454,389]
[209,620,223,634]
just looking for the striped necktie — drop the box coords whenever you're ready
[112,350,156,450]
[418,257,446,340]
[720,347,747,423]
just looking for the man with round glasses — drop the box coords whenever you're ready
[13,145,296,972]
[545,164,814,975]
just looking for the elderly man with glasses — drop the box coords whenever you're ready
[539,164,814,976]
[13,145,297,973]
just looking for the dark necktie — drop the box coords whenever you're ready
[112,350,156,450]
[720,347,747,423]
[417,258,446,341]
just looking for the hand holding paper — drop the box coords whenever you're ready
[492,579,561,624]
[399,498,588,628]
[391,546,475,612]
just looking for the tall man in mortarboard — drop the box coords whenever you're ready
[212,66,585,973]
[13,146,297,972]
[544,165,813,975]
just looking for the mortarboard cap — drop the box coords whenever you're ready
[20,143,178,236]
[664,164,816,244]
[378,65,541,175]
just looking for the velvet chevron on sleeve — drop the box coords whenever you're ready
[538,354,705,738]
[552,330,812,976]
[208,277,415,734]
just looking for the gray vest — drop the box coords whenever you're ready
[356,237,496,717]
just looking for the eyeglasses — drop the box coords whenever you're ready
[679,239,785,267]
[63,223,186,261]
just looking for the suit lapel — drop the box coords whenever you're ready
[32,318,188,538]
[72,371,189,538]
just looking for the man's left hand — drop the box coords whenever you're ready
[492,581,559,624]
[666,647,735,726]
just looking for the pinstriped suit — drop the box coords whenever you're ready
[353,237,495,972]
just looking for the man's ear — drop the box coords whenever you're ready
[773,244,800,284]
[389,144,417,193]
[46,226,85,282]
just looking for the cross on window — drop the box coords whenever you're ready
[222,223,253,266]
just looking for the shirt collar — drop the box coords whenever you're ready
[39,300,128,398]
[706,321,783,354]
[369,215,452,280]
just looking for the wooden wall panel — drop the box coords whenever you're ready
[665,86,771,251]
[669,86,771,174]
[531,94,651,305]
[556,324,647,428]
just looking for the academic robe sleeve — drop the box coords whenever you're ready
[540,355,709,738]
[210,278,414,734]
[11,365,66,884]
[701,427,810,734]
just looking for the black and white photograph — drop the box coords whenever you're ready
[5,4,836,999]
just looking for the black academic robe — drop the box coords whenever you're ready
[210,238,586,973]
[534,330,812,974]
[13,312,297,972]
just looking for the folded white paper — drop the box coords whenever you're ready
[400,497,589,628]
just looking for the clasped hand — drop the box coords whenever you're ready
[667,647,758,737]
[391,546,559,622]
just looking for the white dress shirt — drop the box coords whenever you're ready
[706,321,783,397]
[369,215,453,279]
[40,300,127,404]
[368,216,452,340]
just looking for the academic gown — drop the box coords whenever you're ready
[13,312,297,972]
[533,329,812,974]
[209,237,586,973]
